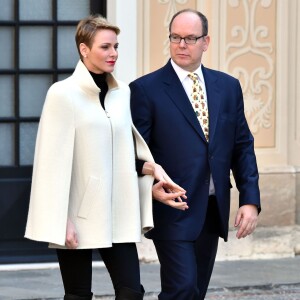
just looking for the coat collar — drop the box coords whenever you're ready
[72,60,119,96]
[162,60,221,143]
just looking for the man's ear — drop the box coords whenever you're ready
[203,35,210,52]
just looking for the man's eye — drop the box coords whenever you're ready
[186,37,196,42]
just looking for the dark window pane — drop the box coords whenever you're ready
[58,73,72,81]
[0,0,14,20]
[19,27,52,69]
[0,124,15,166]
[19,75,52,117]
[0,75,15,117]
[20,122,38,166]
[57,26,78,68]
[0,27,14,69]
[57,0,89,20]
[19,0,52,20]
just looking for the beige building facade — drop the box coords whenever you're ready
[109,0,300,260]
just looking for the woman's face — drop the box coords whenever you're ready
[81,29,118,74]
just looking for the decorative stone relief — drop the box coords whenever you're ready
[223,0,276,138]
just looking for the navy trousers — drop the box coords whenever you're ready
[153,196,220,300]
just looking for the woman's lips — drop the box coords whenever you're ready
[107,61,116,65]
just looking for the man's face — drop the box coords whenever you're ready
[169,12,210,72]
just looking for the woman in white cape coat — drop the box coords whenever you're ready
[24,15,188,300]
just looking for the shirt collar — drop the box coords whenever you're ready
[170,59,205,84]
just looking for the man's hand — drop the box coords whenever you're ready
[65,219,79,249]
[152,180,189,211]
[235,204,258,239]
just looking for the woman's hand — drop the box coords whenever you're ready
[65,219,79,249]
[152,181,189,210]
[143,162,188,210]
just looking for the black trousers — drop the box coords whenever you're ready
[56,243,141,297]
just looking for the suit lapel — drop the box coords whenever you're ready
[162,62,206,141]
[202,66,221,143]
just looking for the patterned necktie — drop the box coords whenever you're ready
[188,73,209,141]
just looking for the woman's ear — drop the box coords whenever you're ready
[79,43,89,58]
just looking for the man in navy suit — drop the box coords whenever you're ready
[130,9,261,300]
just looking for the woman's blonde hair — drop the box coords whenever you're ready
[75,15,120,58]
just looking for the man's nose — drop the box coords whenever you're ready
[179,38,187,47]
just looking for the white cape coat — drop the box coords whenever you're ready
[25,60,154,249]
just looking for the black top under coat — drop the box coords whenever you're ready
[89,71,108,109]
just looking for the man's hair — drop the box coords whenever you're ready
[75,15,120,58]
[169,9,208,36]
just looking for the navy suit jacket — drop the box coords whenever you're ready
[130,60,260,241]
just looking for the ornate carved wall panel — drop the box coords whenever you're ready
[220,0,276,148]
